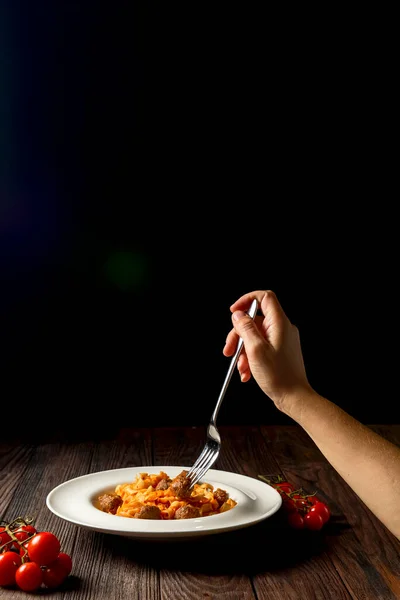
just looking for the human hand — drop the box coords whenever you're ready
[223,290,312,411]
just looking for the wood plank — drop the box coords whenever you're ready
[0,441,93,534]
[262,424,400,599]
[0,443,35,519]
[1,426,398,599]
[219,426,351,600]
[151,426,350,600]
[217,425,284,478]
[69,428,159,600]
[151,426,207,468]
[0,441,94,600]
[0,432,157,600]
[89,427,153,472]
[152,426,257,600]
[72,531,159,600]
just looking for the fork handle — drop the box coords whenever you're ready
[211,298,259,423]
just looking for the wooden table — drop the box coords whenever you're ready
[1,424,400,599]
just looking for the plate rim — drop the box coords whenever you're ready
[46,465,282,539]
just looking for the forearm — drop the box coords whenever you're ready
[284,389,400,540]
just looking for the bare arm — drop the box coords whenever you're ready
[286,389,400,539]
[224,290,400,540]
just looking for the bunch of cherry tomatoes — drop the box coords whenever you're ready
[259,475,331,530]
[0,517,72,592]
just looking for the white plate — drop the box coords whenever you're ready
[46,466,282,540]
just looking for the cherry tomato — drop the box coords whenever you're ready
[306,495,320,505]
[0,527,12,550]
[57,552,73,575]
[304,511,324,531]
[27,531,60,566]
[0,551,21,586]
[41,552,72,588]
[18,525,37,536]
[15,561,43,592]
[42,561,69,588]
[276,482,295,494]
[15,531,30,544]
[294,498,308,511]
[19,542,30,558]
[281,498,297,513]
[13,525,38,550]
[287,511,304,529]
[310,502,331,524]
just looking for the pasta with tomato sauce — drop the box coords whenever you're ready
[97,470,237,520]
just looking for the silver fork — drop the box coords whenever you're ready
[186,298,259,488]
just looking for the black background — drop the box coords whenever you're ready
[1,3,398,436]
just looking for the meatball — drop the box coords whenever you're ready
[214,488,229,506]
[170,470,192,498]
[175,505,201,519]
[156,478,170,491]
[98,493,123,514]
[134,505,162,520]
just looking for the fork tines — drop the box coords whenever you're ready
[186,440,219,488]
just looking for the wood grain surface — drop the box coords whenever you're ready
[1,425,399,599]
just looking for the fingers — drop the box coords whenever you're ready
[223,290,289,382]
[228,310,265,382]
[231,309,265,346]
[231,290,286,321]
[223,314,263,358]
[229,290,269,313]
[224,291,269,358]
[223,330,237,358]
[237,353,251,382]
[223,336,252,381]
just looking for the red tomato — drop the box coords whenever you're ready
[13,525,38,550]
[0,551,21,586]
[19,542,30,558]
[15,561,43,592]
[57,552,73,575]
[0,527,12,550]
[27,531,61,566]
[15,531,29,544]
[42,560,69,588]
[304,511,324,530]
[26,525,37,533]
[281,498,297,513]
[306,495,320,505]
[19,525,37,536]
[294,498,308,511]
[310,502,331,524]
[287,511,304,529]
[276,482,295,494]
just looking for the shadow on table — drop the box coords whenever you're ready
[102,513,349,575]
